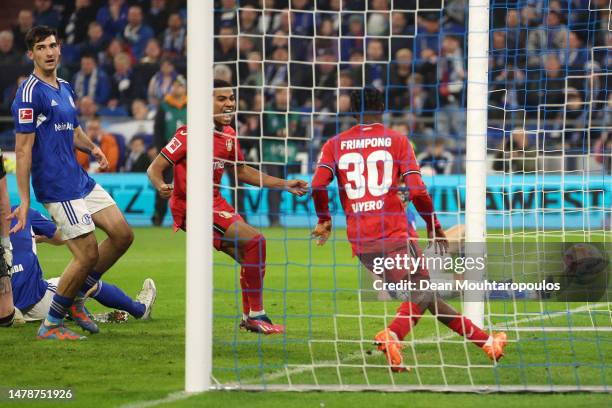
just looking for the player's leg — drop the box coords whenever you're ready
[87,278,157,319]
[427,296,507,361]
[218,216,284,334]
[38,231,98,340]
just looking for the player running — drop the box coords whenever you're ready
[310,88,507,372]
[10,26,135,340]
[147,79,308,334]
[7,206,156,325]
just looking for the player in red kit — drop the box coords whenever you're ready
[310,88,507,371]
[148,79,308,334]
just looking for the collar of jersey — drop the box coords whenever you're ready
[32,73,61,91]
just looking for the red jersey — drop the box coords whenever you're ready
[161,126,187,202]
[213,125,245,197]
[313,123,438,255]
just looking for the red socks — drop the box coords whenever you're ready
[447,316,490,347]
[388,302,423,340]
[240,235,266,313]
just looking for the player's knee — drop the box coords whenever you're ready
[79,245,99,270]
[112,226,134,252]
[0,308,15,328]
[411,290,434,310]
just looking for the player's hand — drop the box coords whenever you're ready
[427,226,449,255]
[92,146,109,170]
[8,204,28,234]
[285,179,308,196]
[311,220,332,246]
[157,183,174,199]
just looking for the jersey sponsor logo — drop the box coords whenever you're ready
[18,108,33,124]
[82,213,92,225]
[213,160,225,170]
[226,138,233,152]
[166,137,182,154]
[54,122,75,132]
[36,113,47,128]
[10,264,24,274]
[51,99,58,107]
[217,211,233,219]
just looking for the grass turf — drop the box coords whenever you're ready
[1,227,609,407]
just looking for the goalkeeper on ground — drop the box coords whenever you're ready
[310,87,507,372]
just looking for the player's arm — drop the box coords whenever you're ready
[31,208,62,245]
[235,164,308,196]
[35,231,64,246]
[9,132,35,233]
[147,154,174,199]
[310,165,334,246]
[73,125,109,170]
[400,137,448,253]
[0,160,13,326]
[0,159,12,266]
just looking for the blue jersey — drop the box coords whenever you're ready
[11,74,95,203]
[9,207,57,310]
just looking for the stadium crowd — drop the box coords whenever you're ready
[0,0,610,175]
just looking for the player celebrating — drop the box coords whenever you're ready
[148,79,308,334]
[310,88,507,371]
[10,26,135,340]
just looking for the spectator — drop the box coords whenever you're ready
[435,35,466,136]
[367,0,390,36]
[131,98,153,120]
[389,48,413,113]
[390,11,410,57]
[61,0,97,46]
[160,13,186,58]
[147,58,177,107]
[122,5,154,60]
[100,38,128,75]
[215,26,237,62]
[527,9,568,66]
[239,6,262,35]
[76,118,120,172]
[0,31,21,67]
[561,31,590,76]
[77,95,98,123]
[264,45,289,87]
[414,13,441,59]
[147,0,170,34]
[527,54,565,112]
[124,136,151,172]
[241,50,263,87]
[216,0,237,29]
[106,51,142,113]
[365,39,387,89]
[77,21,109,62]
[493,129,537,173]
[214,64,233,85]
[33,0,61,29]
[341,14,364,61]
[1,75,27,114]
[417,138,455,175]
[12,10,34,54]
[72,54,111,105]
[152,75,187,225]
[97,0,128,39]
[140,38,162,64]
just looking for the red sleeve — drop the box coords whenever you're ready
[161,126,187,164]
[312,140,336,223]
[234,136,246,162]
[399,136,441,231]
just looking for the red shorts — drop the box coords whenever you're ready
[169,196,243,251]
[169,196,186,232]
[212,196,243,250]
[358,240,430,284]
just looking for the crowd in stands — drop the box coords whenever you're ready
[0,0,610,176]
[0,0,187,175]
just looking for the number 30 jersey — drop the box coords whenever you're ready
[317,123,421,254]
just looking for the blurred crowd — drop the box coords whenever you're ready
[0,0,610,177]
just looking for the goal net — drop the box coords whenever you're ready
[206,0,611,392]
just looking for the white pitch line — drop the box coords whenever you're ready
[119,302,609,406]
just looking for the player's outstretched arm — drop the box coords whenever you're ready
[35,230,64,246]
[9,133,35,233]
[310,167,334,246]
[73,125,108,170]
[147,154,174,199]
[235,164,308,196]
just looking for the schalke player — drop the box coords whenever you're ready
[148,79,308,334]
[9,206,156,325]
[11,26,135,340]
[310,88,507,372]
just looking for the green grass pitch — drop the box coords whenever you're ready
[1,227,610,407]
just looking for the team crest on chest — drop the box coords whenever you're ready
[226,138,233,152]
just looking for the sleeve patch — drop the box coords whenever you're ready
[165,137,182,154]
[19,108,33,124]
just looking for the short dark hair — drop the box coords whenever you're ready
[214,79,232,89]
[350,87,385,116]
[25,26,57,51]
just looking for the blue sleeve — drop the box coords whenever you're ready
[29,209,57,238]
[11,81,42,134]
[67,83,81,129]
